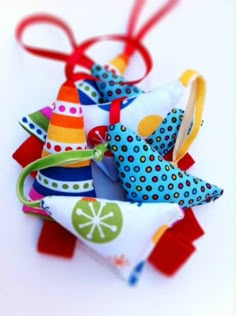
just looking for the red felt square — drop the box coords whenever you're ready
[148,230,196,276]
[177,152,195,171]
[164,150,195,171]
[12,135,43,177]
[163,150,173,162]
[171,208,205,243]
[37,221,77,258]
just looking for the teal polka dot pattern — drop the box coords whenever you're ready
[77,80,102,104]
[146,108,184,156]
[146,108,204,157]
[91,64,142,102]
[107,123,223,209]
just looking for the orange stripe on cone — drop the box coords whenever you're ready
[50,113,84,129]
[57,81,79,103]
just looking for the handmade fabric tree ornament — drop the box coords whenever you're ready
[24,80,96,217]
[16,144,184,285]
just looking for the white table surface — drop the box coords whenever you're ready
[0,0,235,315]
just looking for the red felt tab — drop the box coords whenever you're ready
[148,230,196,276]
[163,150,173,162]
[177,152,195,171]
[171,208,205,243]
[12,135,43,177]
[37,221,77,258]
[164,150,195,171]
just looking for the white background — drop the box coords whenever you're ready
[0,0,235,315]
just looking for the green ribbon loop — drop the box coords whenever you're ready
[16,143,108,208]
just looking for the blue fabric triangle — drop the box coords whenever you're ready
[108,123,223,209]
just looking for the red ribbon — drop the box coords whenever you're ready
[124,0,180,56]
[15,0,180,84]
[15,13,94,70]
[16,13,153,85]
[109,98,127,125]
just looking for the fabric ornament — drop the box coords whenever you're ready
[16,145,184,285]
[107,122,223,208]
[41,196,183,285]
[24,80,97,217]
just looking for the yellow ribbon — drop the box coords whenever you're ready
[172,70,206,164]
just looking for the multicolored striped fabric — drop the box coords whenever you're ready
[19,77,103,142]
[18,51,143,141]
[23,81,96,217]
[20,105,52,142]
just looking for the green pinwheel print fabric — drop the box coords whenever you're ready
[40,195,183,285]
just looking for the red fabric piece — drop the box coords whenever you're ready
[37,221,77,258]
[148,230,196,276]
[109,98,126,125]
[163,150,173,162]
[16,14,153,83]
[164,150,195,171]
[12,135,43,178]
[177,152,195,171]
[171,208,204,242]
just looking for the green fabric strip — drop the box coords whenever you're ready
[29,110,50,132]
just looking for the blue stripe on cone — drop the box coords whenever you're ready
[40,165,94,182]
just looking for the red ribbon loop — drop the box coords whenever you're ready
[16,13,153,84]
[15,1,180,82]
[16,13,77,62]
